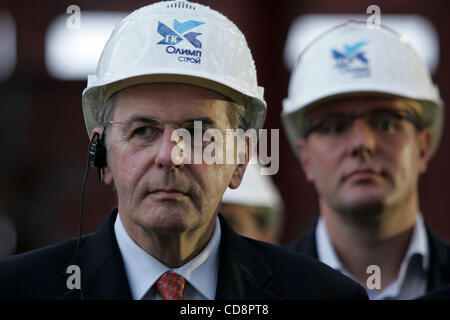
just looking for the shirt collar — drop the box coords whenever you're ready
[406,214,429,271]
[316,217,346,273]
[376,213,428,299]
[316,213,429,299]
[114,213,221,300]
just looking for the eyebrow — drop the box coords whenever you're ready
[119,115,219,130]
[368,106,406,112]
[311,107,408,118]
[182,117,217,127]
[118,116,158,132]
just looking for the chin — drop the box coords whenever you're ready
[135,203,200,233]
[335,187,389,219]
[345,184,389,203]
[335,197,386,224]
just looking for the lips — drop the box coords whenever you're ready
[148,188,190,199]
[343,168,382,183]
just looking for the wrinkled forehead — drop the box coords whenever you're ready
[305,95,421,119]
[112,82,231,124]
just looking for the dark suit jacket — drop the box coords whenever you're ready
[417,284,450,300]
[289,222,450,294]
[0,210,368,300]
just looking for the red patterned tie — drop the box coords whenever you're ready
[155,272,186,300]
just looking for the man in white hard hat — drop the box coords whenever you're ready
[283,21,450,299]
[0,2,367,300]
[221,162,284,244]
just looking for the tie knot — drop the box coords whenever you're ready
[155,271,186,300]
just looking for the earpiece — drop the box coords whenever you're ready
[89,132,107,168]
[70,130,108,300]
[88,132,107,183]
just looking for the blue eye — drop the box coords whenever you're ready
[370,113,401,132]
[376,119,394,131]
[321,117,350,135]
[306,117,347,136]
[183,125,208,140]
[129,125,163,146]
[327,123,346,134]
[135,126,152,135]
[133,126,162,139]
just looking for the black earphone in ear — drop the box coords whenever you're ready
[69,131,108,300]
[88,132,107,183]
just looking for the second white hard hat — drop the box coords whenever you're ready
[282,20,444,156]
[222,162,283,213]
[82,0,266,137]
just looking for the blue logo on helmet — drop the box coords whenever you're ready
[157,19,204,48]
[332,41,370,77]
[157,19,204,64]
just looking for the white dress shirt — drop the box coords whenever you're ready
[114,213,221,300]
[316,214,429,300]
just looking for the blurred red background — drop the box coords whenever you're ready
[0,0,448,255]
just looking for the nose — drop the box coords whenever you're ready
[348,119,376,159]
[154,126,185,170]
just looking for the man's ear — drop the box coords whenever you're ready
[91,127,113,185]
[229,161,248,189]
[297,138,315,182]
[417,128,432,174]
[229,137,250,189]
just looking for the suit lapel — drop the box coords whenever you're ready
[57,209,132,300]
[425,227,450,291]
[290,222,319,259]
[215,214,281,300]
[58,211,289,300]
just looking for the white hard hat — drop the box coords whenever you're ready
[82,0,266,136]
[282,20,444,156]
[222,162,283,213]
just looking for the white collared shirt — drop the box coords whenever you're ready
[114,213,221,300]
[316,214,429,300]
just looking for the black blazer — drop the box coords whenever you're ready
[418,284,450,300]
[0,210,368,300]
[289,222,450,294]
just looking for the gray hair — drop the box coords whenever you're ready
[96,93,118,149]
[226,100,247,130]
